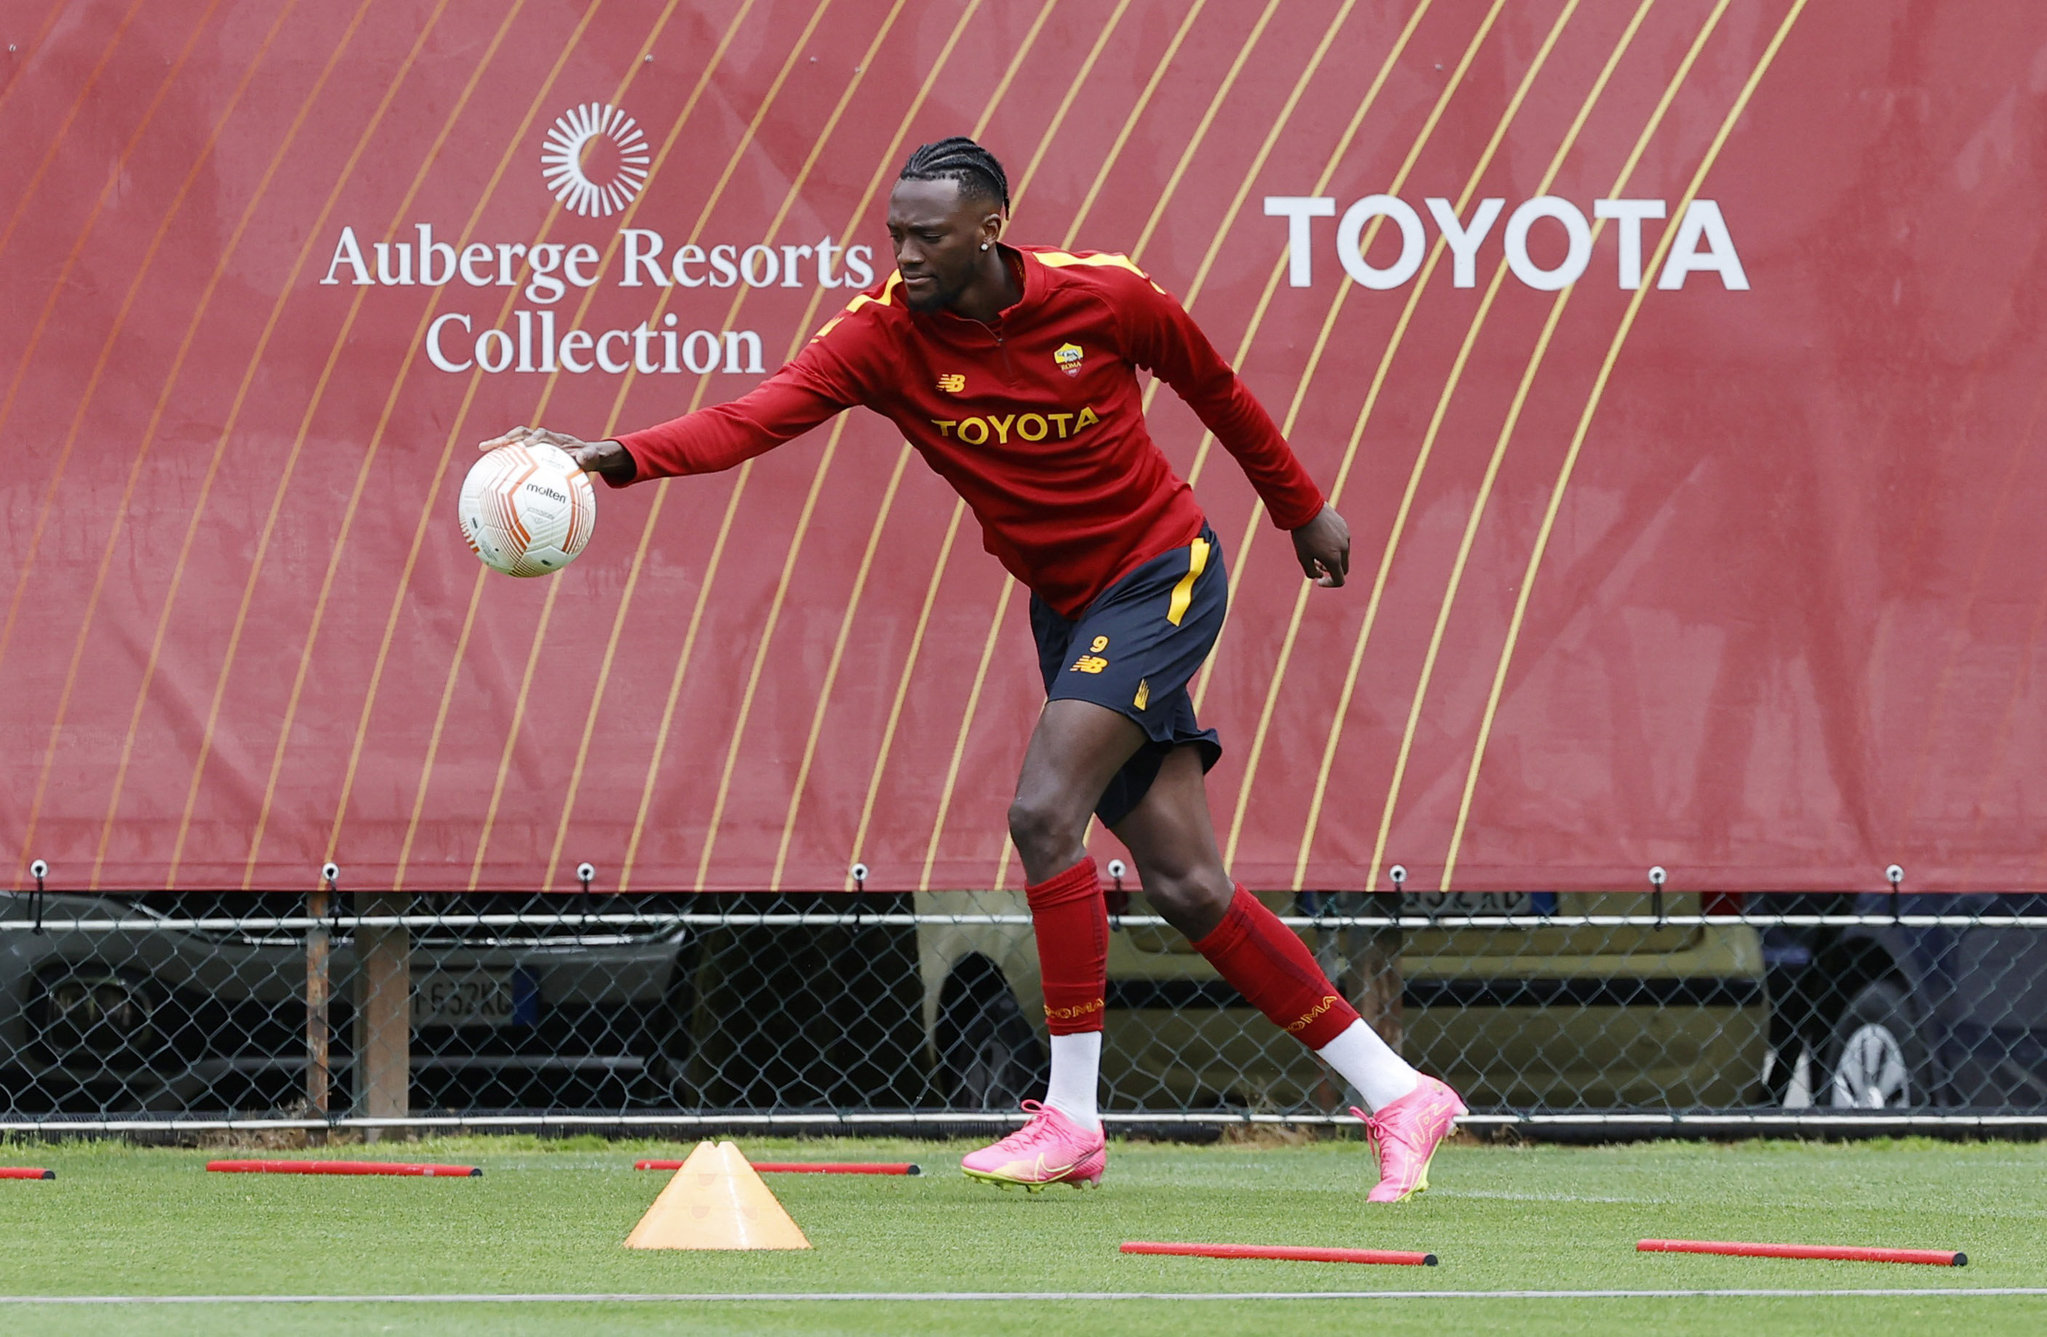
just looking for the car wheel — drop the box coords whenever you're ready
[1824,978,1928,1108]
[939,975,1043,1111]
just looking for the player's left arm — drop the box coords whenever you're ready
[1117,270,1349,587]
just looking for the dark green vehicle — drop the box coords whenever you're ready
[920,885,1766,1114]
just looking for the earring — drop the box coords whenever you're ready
[980,242,990,251]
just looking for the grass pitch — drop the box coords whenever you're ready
[3,1134,2045,1334]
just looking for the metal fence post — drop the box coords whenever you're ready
[1348,868,1406,1057]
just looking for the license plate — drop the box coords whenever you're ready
[1400,890,1546,917]
[411,970,527,1028]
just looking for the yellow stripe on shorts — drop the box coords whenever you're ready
[1166,536,1210,626]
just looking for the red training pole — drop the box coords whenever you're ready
[633,1160,921,1175]
[206,1160,480,1177]
[1122,1241,1437,1266]
[0,1167,55,1180]
[1638,1239,1965,1267]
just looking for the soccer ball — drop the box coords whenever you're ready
[458,441,597,577]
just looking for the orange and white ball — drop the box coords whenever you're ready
[458,441,596,577]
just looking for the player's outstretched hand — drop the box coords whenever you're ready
[1292,505,1350,588]
[477,425,634,481]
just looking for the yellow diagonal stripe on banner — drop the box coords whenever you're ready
[465,0,851,892]
[1444,0,1809,888]
[1324,0,1665,891]
[540,14,964,885]
[1172,0,1433,497]
[689,411,849,891]
[1095,0,1298,470]
[844,499,968,887]
[86,41,319,886]
[1219,0,1521,871]
[1168,0,1441,825]
[0,0,219,700]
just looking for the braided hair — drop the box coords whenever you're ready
[897,136,1010,213]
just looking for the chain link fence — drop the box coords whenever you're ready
[4,884,2046,1132]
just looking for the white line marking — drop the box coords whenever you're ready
[0,1290,2041,1303]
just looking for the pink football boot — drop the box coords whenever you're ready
[960,1100,1106,1192]
[1354,1075,1467,1203]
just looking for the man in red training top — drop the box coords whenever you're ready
[486,137,1464,1202]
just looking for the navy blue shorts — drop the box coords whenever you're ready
[1030,525,1227,827]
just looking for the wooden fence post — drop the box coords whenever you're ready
[353,890,411,1138]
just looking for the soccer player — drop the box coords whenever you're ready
[485,137,1465,1202]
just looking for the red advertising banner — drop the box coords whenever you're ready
[4,0,2042,895]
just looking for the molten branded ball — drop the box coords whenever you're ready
[458,441,596,577]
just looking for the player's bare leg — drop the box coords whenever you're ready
[1101,745,1232,938]
[961,700,1140,1191]
[1007,698,1147,882]
[1110,746,1466,1203]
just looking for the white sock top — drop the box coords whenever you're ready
[1041,1030,1103,1130]
[1315,1018,1422,1112]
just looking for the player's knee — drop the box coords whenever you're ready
[1007,793,1086,868]
[1142,868,1233,937]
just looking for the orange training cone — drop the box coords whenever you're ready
[624,1140,811,1251]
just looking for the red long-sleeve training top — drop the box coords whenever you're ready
[613,244,1325,617]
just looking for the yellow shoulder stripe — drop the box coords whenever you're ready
[810,272,903,342]
[1034,249,1165,293]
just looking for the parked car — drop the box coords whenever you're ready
[1762,892,2047,1108]
[917,886,1768,1113]
[0,890,688,1115]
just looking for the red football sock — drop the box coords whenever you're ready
[1026,857,1108,1035]
[1192,884,1360,1049]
